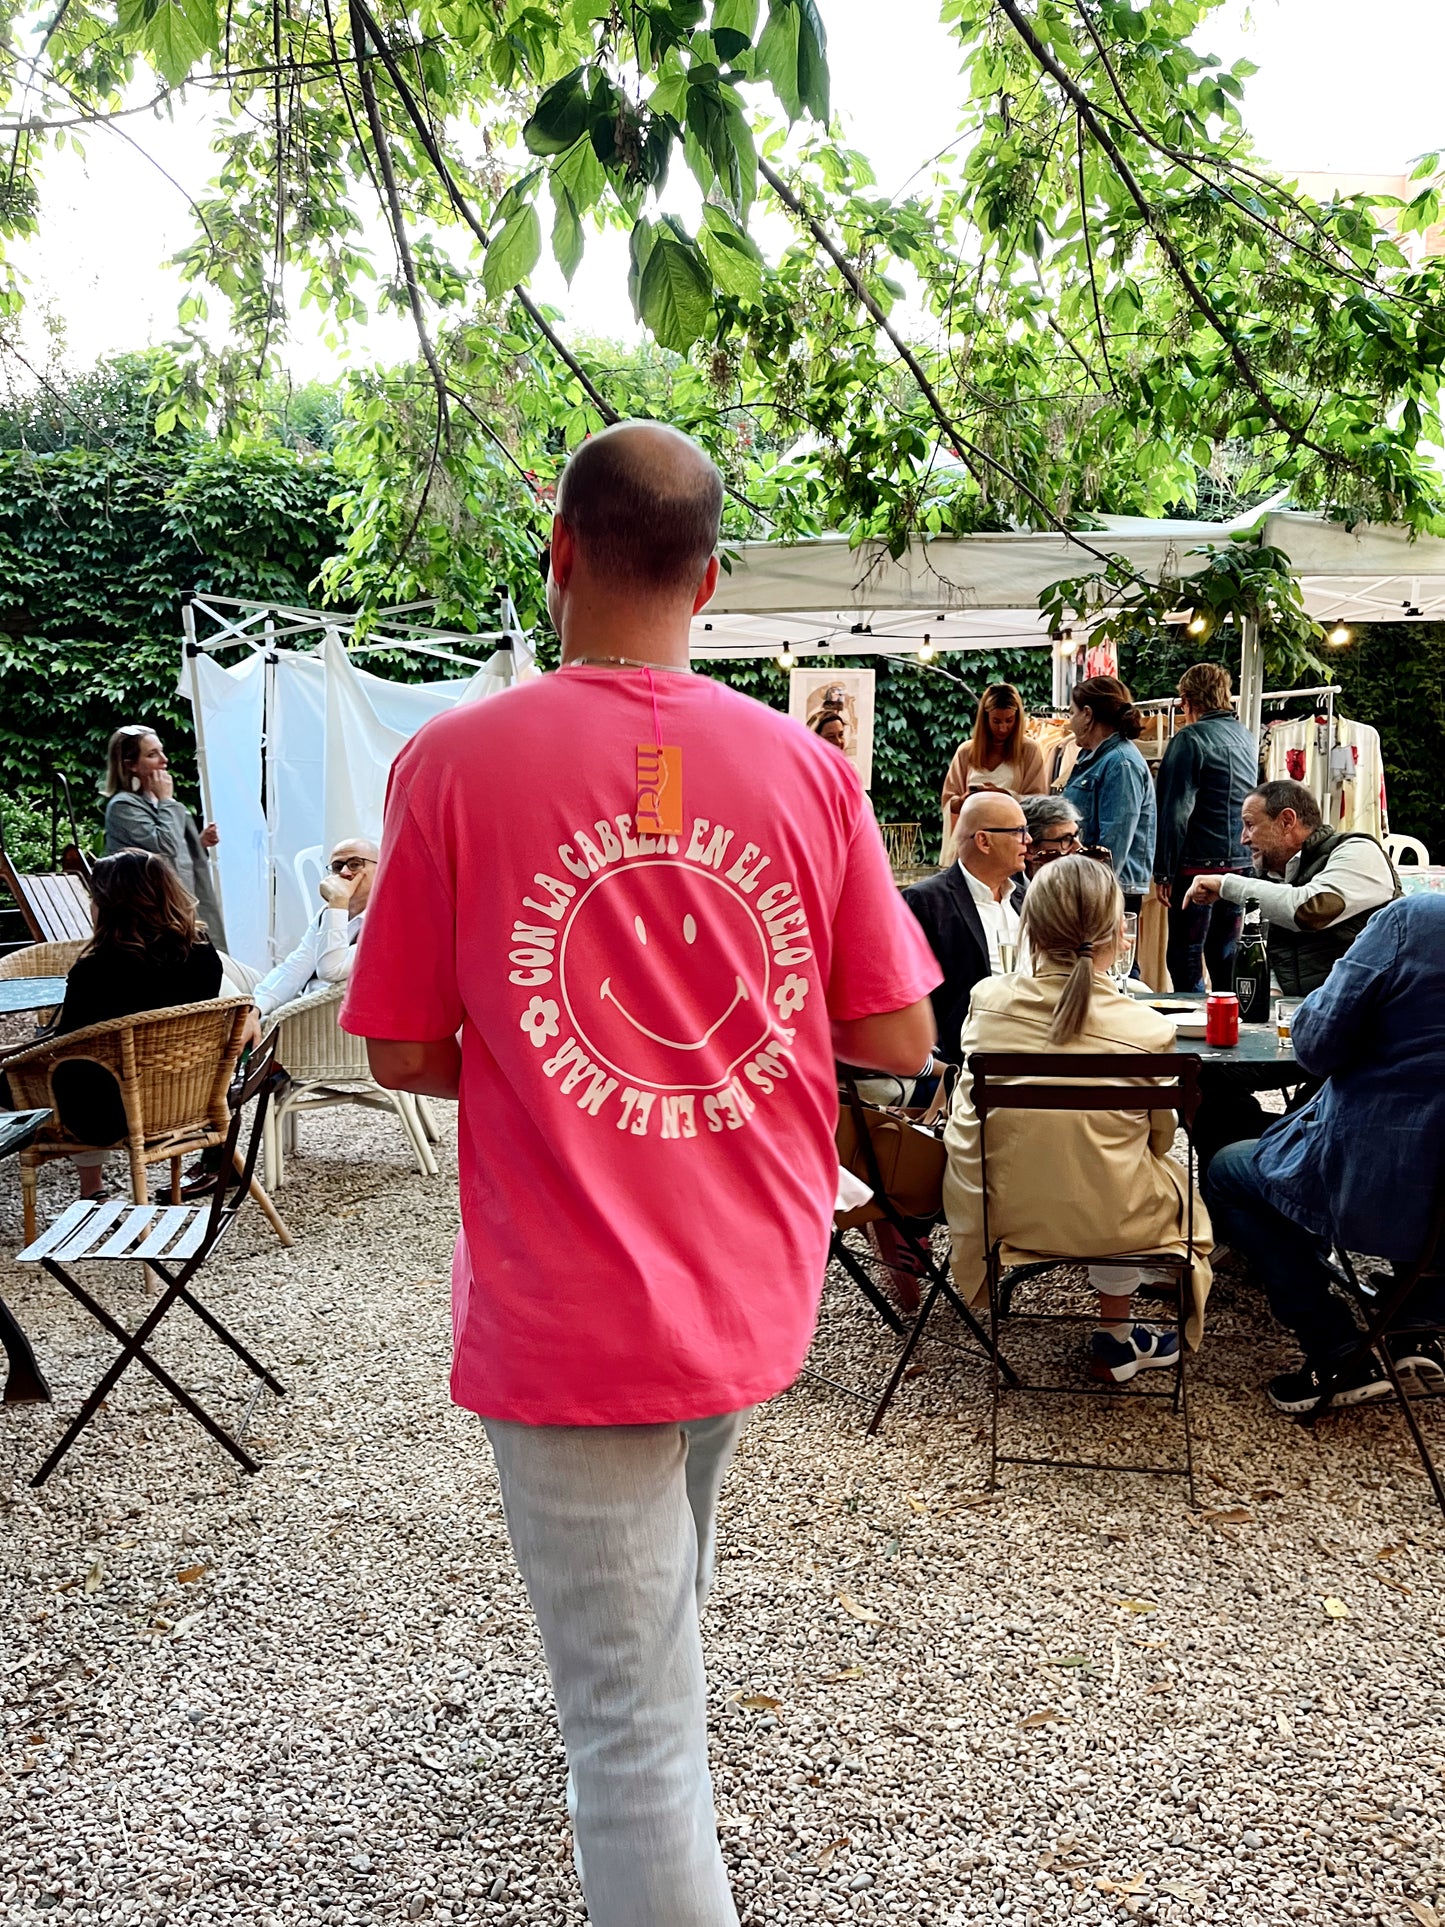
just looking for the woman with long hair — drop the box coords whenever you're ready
[1062,676,1156,912]
[942,855,1211,1381]
[51,850,224,1197]
[939,683,1046,859]
[103,724,227,950]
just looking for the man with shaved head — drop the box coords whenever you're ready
[342,421,940,1925]
[251,833,380,1015]
[902,788,1031,1066]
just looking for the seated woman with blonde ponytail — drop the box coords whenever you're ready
[942,855,1213,1382]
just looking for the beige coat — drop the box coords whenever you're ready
[942,971,1213,1344]
[939,737,1048,863]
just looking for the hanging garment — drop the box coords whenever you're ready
[1264,714,1388,840]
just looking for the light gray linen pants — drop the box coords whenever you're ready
[483,1410,751,1927]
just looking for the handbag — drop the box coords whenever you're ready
[834,1070,951,1227]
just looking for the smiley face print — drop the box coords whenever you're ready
[558,860,775,1091]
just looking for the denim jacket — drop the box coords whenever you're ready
[1152,710,1258,878]
[1255,895,1445,1264]
[1062,732,1157,895]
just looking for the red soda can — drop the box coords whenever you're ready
[1205,992,1239,1046]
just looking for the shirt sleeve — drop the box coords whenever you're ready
[253,917,324,1016]
[340,771,463,1041]
[1219,839,1397,932]
[313,909,356,985]
[826,799,942,1021]
[1290,899,1404,1079]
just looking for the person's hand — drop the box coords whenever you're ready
[319,870,358,909]
[1155,879,1172,908]
[240,1007,263,1052]
[1183,874,1224,908]
[147,767,175,802]
[200,821,220,849]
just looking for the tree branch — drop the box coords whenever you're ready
[757,153,1132,573]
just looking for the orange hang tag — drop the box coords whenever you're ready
[636,743,683,836]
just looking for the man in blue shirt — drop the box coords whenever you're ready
[1205,894,1445,1411]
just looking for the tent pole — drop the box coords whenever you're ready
[1238,615,1263,745]
[182,595,226,933]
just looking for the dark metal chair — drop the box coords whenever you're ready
[969,1051,1203,1504]
[824,1072,1017,1433]
[16,1035,289,1484]
[1306,1182,1445,1521]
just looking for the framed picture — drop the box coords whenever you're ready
[789,667,875,789]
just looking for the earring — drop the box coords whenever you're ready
[132,776,141,792]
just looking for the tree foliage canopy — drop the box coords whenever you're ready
[0,0,1441,622]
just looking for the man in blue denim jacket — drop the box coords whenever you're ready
[1206,894,1445,1412]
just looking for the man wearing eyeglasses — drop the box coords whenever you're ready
[251,837,380,1017]
[1020,794,1083,879]
[903,791,1031,1067]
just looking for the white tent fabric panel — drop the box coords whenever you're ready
[692,605,1053,658]
[186,621,532,971]
[187,650,268,968]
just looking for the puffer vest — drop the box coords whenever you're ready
[1268,828,1401,996]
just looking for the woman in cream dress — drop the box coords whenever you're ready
[943,855,1212,1380]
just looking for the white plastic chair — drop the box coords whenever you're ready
[262,984,442,1186]
[1385,834,1431,868]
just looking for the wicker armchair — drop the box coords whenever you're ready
[4,997,291,1249]
[0,940,86,981]
[263,983,440,1186]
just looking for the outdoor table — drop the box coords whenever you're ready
[0,976,66,1017]
[0,1109,53,1403]
[1125,985,1301,1071]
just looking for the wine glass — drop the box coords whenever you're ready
[1111,912,1138,992]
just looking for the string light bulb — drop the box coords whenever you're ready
[917,632,935,662]
[1057,626,1079,658]
[779,646,795,670]
[1187,614,1208,636]
[1327,623,1352,648]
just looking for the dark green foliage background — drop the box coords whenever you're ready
[0,439,339,867]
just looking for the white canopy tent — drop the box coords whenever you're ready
[691,508,1445,735]
[181,593,535,972]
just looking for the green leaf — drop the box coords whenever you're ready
[554,134,605,214]
[550,183,584,284]
[699,202,763,299]
[756,1,800,119]
[712,0,759,40]
[483,204,542,301]
[524,67,590,156]
[117,0,218,86]
[638,234,713,349]
[628,217,659,321]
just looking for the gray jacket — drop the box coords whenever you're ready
[104,790,228,951]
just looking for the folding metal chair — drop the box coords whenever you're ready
[16,1035,289,1485]
[824,1073,1017,1432]
[1305,1181,1445,1521]
[968,1051,1202,1504]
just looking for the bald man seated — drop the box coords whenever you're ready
[902,790,1031,1065]
[252,835,379,1016]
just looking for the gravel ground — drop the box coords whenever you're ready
[2,1104,1444,1927]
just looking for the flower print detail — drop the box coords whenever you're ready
[521,997,561,1047]
[773,973,809,1020]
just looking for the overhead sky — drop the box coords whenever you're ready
[13,0,1445,381]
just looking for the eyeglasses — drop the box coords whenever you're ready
[538,545,551,582]
[1033,833,1082,853]
[329,857,376,875]
[978,825,1029,840]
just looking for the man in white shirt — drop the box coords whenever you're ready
[253,837,378,1016]
[902,791,1028,1066]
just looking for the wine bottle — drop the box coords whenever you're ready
[1233,896,1272,1024]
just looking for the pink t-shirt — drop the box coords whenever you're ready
[341,666,940,1425]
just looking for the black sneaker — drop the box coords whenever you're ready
[1267,1352,1392,1415]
